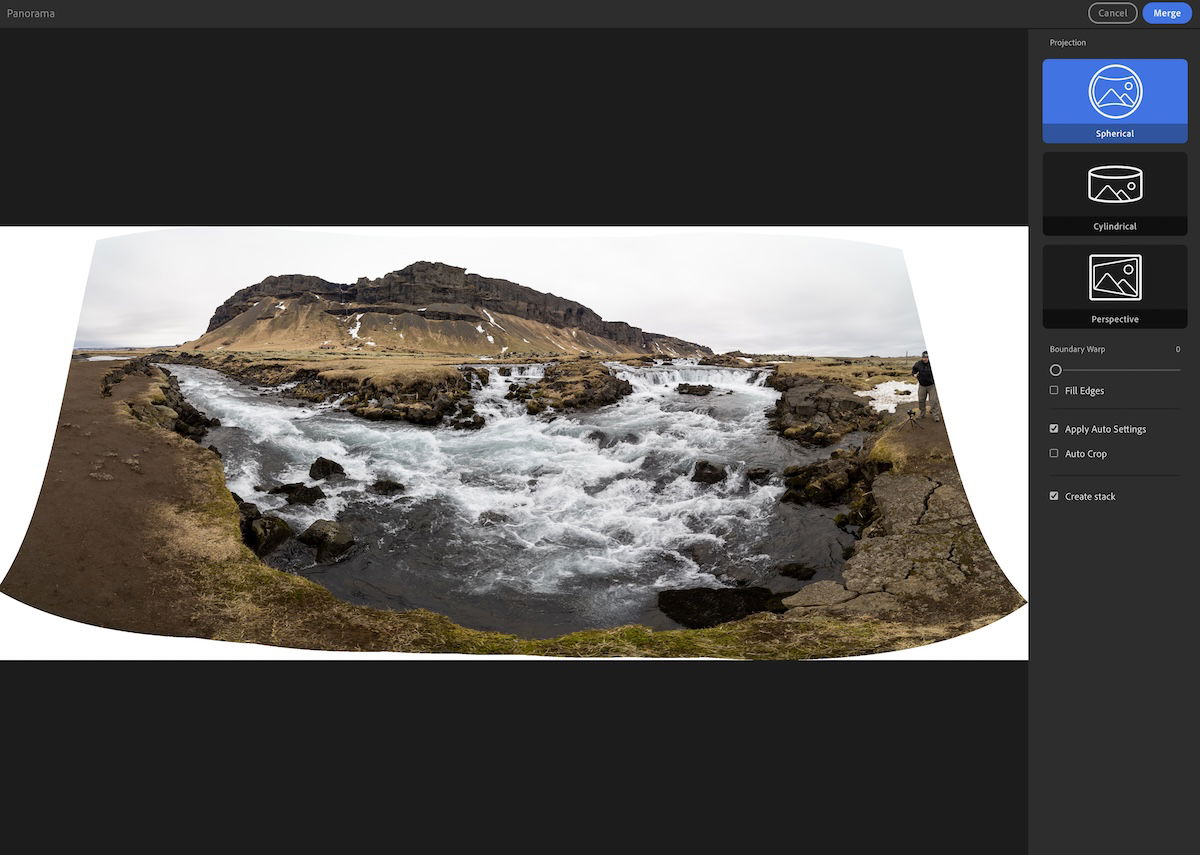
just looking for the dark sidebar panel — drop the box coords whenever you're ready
[1030,22,1196,854]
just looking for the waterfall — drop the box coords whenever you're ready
[606,361,769,393]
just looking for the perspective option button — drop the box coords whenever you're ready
[1089,3,1139,23]
[1143,3,1192,22]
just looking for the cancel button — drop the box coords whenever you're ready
[1089,2,1139,21]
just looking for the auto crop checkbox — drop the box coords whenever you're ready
[1049,448,1060,458]
[1049,423,1059,433]
[1049,491,1059,501]
[1049,385,1059,395]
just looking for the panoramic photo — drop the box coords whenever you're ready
[1,229,1023,657]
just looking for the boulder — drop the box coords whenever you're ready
[268,482,326,505]
[658,586,789,629]
[297,519,356,562]
[681,540,722,567]
[478,510,511,527]
[766,376,883,446]
[782,580,857,607]
[775,562,816,580]
[232,492,292,557]
[308,456,345,480]
[246,516,293,558]
[780,457,863,505]
[369,478,405,496]
[747,467,772,485]
[676,383,714,396]
[691,460,727,485]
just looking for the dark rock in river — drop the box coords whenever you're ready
[369,478,406,496]
[765,374,883,446]
[505,360,633,413]
[780,454,880,506]
[676,383,714,396]
[269,482,326,505]
[247,516,293,557]
[775,562,816,580]
[478,510,511,527]
[658,586,790,629]
[309,456,345,480]
[747,467,772,485]
[298,519,356,562]
[232,492,292,557]
[681,540,722,568]
[691,460,727,485]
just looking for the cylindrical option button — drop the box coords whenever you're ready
[1088,165,1144,204]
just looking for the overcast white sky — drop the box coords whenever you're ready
[76,228,926,356]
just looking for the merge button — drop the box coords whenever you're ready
[1143,3,1192,23]
[1089,2,1139,22]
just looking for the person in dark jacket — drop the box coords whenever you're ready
[911,351,939,420]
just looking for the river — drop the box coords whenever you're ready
[169,360,858,637]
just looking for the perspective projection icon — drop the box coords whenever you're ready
[1087,165,1144,204]
[1088,254,1142,302]
[1088,64,1144,119]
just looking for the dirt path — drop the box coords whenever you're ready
[1,361,205,636]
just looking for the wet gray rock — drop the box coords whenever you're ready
[681,540,722,567]
[478,511,511,527]
[232,492,292,557]
[747,467,772,485]
[309,456,346,480]
[691,460,727,485]
[246,516,293,558]
[676,383,714,396]
[781,457,864,505]
[775,562,816,580]
[368,478,405,496]
[269,483,326,505]
[298,519,356,562]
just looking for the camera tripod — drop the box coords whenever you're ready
[900,409,924,430]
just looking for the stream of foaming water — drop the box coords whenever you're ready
[169,360,855,636]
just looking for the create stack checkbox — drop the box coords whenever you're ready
[1049,491,1060,501]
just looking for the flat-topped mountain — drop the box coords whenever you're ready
[186,261,711,357]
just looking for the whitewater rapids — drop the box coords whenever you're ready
[169,361,858,637]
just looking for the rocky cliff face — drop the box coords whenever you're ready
[206,275,352,332]
[203,261,711,355]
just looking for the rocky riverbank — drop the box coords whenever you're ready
[774,412,1023,627]
[766,372,885,446]
[655,375,1023,634]
[105,355,220,442]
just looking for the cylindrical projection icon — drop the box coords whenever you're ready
[1087,165,1144,204]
